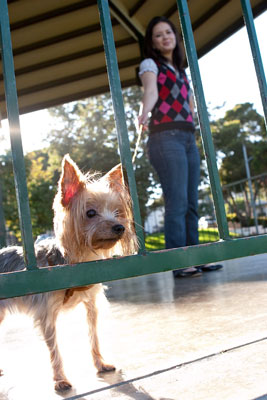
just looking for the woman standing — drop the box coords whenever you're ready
[138,16,222,276]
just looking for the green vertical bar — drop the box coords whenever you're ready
[241,0,267,131]
[176,0,230,240]
[0,181,6,248]
[97,0,145,252]
[0,0,37,268]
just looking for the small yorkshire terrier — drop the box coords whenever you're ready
[0,155,138,391]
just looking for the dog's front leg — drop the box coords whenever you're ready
[84,300,115,373]
[38,315,72,392]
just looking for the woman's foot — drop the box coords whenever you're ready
[173,264,223,277]
[173,267,202,278]
[198,264,223,272]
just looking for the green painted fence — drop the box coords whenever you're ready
[0,0,266,299]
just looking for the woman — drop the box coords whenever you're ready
[138,16,222,276]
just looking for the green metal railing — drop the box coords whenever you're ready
[0,0,266,299]
[0,0,37,270]
[177,0,231,241]
[0,182,6,248]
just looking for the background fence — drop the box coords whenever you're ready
[145,172,267,242]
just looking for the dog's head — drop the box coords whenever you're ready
[53,155,138,262]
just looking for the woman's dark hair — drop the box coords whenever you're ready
[144,16,185,71]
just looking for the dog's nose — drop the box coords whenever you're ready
[112,224,125,235]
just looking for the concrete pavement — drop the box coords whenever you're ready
[0,253,267,399]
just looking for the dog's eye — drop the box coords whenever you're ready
[114,210,120,217]
[86,209,97,218]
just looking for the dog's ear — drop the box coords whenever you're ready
[103,164,124,190]
[59,154,85,207]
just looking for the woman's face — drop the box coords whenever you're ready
[152,22,176,56]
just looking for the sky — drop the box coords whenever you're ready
[0,11,266,155]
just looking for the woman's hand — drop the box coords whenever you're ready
[138,113,149,131]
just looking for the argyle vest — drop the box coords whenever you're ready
[149,62,195,133]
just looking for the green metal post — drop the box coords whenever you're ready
[0,181,6,248]
[0,0,37,268]
[241,0,267,131]
[97,0,145,252]
[176,0,230,240]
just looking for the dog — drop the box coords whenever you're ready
[0,154,138,391]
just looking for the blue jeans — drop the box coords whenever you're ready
[147,129,200,249]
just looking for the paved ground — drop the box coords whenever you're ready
[0,253,267,399]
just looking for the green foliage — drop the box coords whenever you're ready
[145,229,217,250]
[145,232,165,251]
[0,152,20,239]
[26,151,57,237]
[145,229,239,251]
[211,103,266,185]
[0,150,57,241]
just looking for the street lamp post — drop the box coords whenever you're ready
[242,142,259,235]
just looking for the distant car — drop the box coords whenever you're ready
[198,216,208,229]
[206,217,217,227]
[198,216,217,229]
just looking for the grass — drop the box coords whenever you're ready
[145,229,238,251]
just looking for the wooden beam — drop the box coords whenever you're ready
[109,0,145,40]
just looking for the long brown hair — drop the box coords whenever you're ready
[144,16,185,71]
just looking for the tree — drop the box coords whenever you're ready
[26,150,57,237]
[211,103,266,185]
[210,103,267,222]
[0,152,20,239]
[0,149,57,241]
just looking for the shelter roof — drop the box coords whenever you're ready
[0,0,266,117]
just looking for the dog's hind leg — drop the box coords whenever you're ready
[38,313,72,392]
[84,300,115,373]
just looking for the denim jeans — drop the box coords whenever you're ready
[147,129,200,249]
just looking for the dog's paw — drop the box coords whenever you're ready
[97,363,116,373]
[54,379,72,392]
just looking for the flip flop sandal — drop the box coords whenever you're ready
[173,268,202,278]
[201,264,223,272]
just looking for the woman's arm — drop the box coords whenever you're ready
[189,93,195,119]
[138,71,158,127]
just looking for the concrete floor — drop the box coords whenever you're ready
[0,253,267,399]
